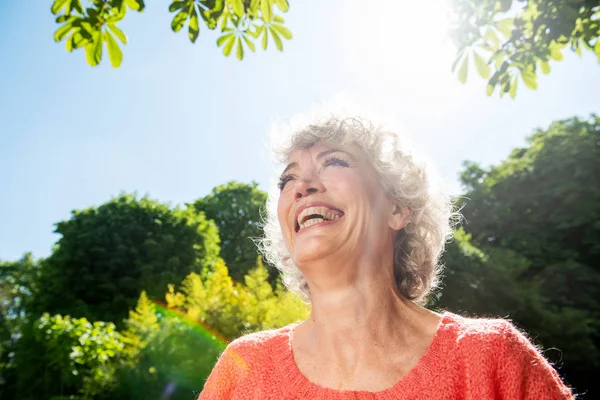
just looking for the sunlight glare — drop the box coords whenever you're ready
[339,0,459,99]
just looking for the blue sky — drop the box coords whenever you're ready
[1,0,599,261]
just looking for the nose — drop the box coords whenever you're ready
[294,175,325,200]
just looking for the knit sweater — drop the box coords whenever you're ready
[198,312,573,399]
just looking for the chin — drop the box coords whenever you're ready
[292,237,341,266]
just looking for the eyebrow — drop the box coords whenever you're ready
[280,148,355,176]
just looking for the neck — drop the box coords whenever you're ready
[300,253,429,347]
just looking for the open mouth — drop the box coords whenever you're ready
[295,206,345,233]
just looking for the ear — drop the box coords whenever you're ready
[389,205,411,231]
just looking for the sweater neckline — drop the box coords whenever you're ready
[275,312,455,397]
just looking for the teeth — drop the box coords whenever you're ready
[296,206,343,231]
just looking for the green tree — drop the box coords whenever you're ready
[34,194,220,325]
[192,181,269,283]
[13,314,124,400]
[455,115,600,396]
[50,0,292,67]
[451,0,600,97]
[0,254,39,399]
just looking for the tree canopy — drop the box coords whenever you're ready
[451,0,600,97]
[33,194,220,325]
[192,181,269,283]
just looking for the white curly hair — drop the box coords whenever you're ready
[259,114,457,304]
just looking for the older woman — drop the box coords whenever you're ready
[199,116,573,399]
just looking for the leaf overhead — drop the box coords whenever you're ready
[51,0,292,67]
[104,31,123,68]
[457,53,469,84]
[473,51,490,79]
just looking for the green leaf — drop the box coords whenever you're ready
[236,37,244,60]
[274,0,288,12]
[169,1,186,12]
[85,31,103,66]
[67,30,88,51]
[486,84,495,96]
[549,43,564,60]
[261,28,268,49]
[509,76,517,99]
[230,0,244,17]
[270,27,282,51]
[242,35,256,52]
[473,51,490,79]
[223,35,236,56]
[51,0,68,15]
[539,60,550,74]
[495,18,513,39]
[217,33,233,47]
[271,23,292,40]
[273,14,284,23]
[457,53,469,84]
[261,0,272,23]
[189,7,199,43]
[125,0,145,11]
[520,68,537,90]
[171,9,189,32]
[107,23,127,44]
[104,31,123,68]
[54,23,74,42]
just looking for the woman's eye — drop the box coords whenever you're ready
[278,175,294,190]
[323,156,350,168]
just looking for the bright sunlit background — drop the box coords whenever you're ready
[0,0,598,260]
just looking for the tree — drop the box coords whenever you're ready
[451,0,600,97]
[0,254,39,399]
[456,115,600,396]
[50,0,292,68]
[192,181,269,283]
[12,313,124,400]
[34,194,220,325]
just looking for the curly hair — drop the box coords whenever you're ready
[259,115,457,304]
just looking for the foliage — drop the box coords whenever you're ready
[192,181,270,283]
[166,257,308,340]
[455,114,600,396]
[50,0,292,67]
[34,194,220,325]
[0,254,39,399]
[451,0,600,97]
[13,314,124,400]
[459,115,600,270]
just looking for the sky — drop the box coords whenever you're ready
[1,0,599,261]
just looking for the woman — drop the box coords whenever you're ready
[199,116,573,399]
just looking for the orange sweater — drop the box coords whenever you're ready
[199,313,573,399]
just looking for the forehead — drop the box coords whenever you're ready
[286,142,360,162]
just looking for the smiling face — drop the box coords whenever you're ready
[277,142,406,273]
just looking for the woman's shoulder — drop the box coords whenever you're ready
[436,311,540,362]
[440,311,522,343]
[223,323,297,364]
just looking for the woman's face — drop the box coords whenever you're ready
[277,142,401,270]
